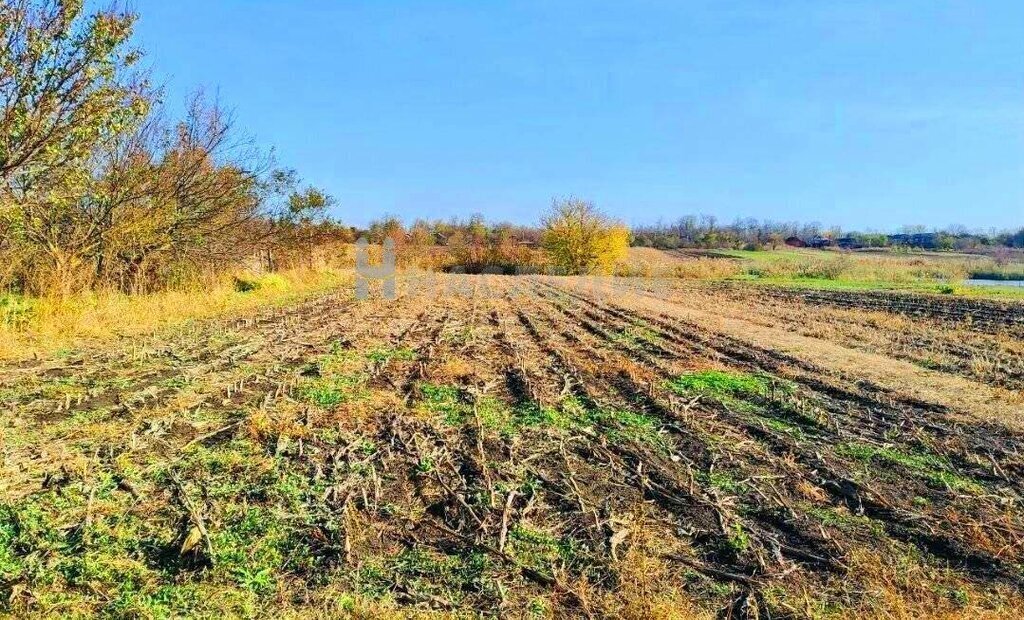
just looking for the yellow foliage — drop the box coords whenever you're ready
[540,198,630,274]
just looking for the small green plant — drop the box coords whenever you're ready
[703,471,745,494]
[527,597,550,616]
[298,373,367,407]
[724,522,750,555]
[610,323,661,348]
[366,346,417,363]
[761,417,804,437]
[417,383,519,432]
[415,458,435,475]
[417,383,470,425]
[513,402,572,429]
[507,525,583,573]
[353,549,494,604]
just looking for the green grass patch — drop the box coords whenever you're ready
[610,323,662,348]
[837,443,981,492]
[804,504,886,537]
[738,277,1024,300]
[667,370,777,399]
[365,346,418,364]
[723,522,751,556]
[707,249,811,263]
[512,402,574,429]
[760,417,805,437]
[415,384,667,451]
[352,548,496,604]
[559,396,667,450]
[298,373,368,407]
[700,471,746,494]
[417,383,510,429]
[0,426,357,617]
[507,526,586,576]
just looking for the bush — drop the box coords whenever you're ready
[540,199,629,275]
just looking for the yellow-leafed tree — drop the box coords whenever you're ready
[541,199,630,275]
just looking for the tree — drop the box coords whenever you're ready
[540,198,629,275]
[0,1,351,295]
[99,96,267,292]
[253,167,340,271]
[368,215,404,246]
[1007,229,1024,249]
[0,0,148,188]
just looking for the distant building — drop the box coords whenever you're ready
[836,236,864,250]
[808,236,834,249]
[784,236,807,248]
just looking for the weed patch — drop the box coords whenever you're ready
[352,548,497,604]
[299,373,368,407]
[837,443,982,492]
[366,346,417,364]
[667,370,778,399]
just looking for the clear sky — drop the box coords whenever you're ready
[131,0,1023,230]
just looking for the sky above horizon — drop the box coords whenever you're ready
[132,0,1023,231]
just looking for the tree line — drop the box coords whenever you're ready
[632,217,1024,252]
[362,199,629,275]
[4,1,1014,298]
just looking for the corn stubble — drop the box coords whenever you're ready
[1,275,1023,619]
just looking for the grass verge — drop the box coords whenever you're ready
[0,269,352,361]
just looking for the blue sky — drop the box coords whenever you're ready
[132,0,1023,230]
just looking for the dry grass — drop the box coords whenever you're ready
[0,268,351,361]
[742,251,973,282]
[624,247,1024,296]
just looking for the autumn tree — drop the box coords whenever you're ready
[254,167,343,271]
[0,0,147,187]
[540,198,629,275]
[0,1,350,295]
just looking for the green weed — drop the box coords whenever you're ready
[702,471,746,494]
[353,548,495,604]
[666,370,780,399]
[366,346,417,363]
[837,443,981,492]
[299,373,368,407]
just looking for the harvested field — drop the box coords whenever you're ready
[658,282,1024,395]
[1,275,1023,618]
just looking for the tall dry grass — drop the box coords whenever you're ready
[623,247,1018,285]
[746,252,976,283]
[0,268,351,361]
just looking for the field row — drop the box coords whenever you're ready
[1,276,1022,618]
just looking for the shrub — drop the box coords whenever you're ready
[540,199,629,275]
